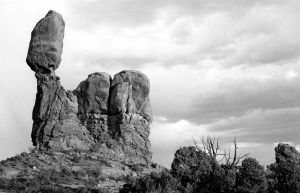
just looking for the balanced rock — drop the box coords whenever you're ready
[0,10,162,193]
[27,10,92,150]
[26,10,64,73]
[110,70,153,123]
[26,10,153,165]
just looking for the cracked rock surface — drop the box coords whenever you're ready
[26,10,65,74]
[31,73,93,151]
[0,10,161,193]
[26,10,154,165]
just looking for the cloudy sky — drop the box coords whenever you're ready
[1,0,300,167]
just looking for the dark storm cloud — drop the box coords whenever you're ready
[211,107,300,143]
[191,78,300,123]
[65,1,300,160]
[229,37,300,67]
[2,0,300,167]
[67,0,300,70]
[153,77,300,124]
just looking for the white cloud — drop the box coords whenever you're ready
[285,69,298,79]
[150,119,213,167]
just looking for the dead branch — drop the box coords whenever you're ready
[196,135,249,168]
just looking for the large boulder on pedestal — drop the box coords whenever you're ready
[26,8,155,173]
[26,10,64,74]
[0,10,163,193]
[26,10,92,151]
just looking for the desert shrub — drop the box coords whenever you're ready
[91,167,102,177]
[0,166,5,175]
[73,169,87,179]
[0,178,9,187]
[60,165,72,177]
[75,187,111,193]
[265,165,276,193]
[131,163,146,173]
[171,146,210,186]
[270,162,300,193]
[0,176,112,192]
[218,165,238,193]
[0,177,42,191]
[91,143,103,152]
[120,169,182,193]
[71,154,82,163]
[170,146,224,193]
[121,146,241,193]
[8,154,22,162]
[236,158,267,193]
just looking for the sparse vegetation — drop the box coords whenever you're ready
[1,137,300,193]
[0,167,111,192]
[120,138,300,193]
[236,158,267,193]
[0,166,5,176]
[269,161,300,193]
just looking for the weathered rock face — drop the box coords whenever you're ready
[31,73,92,150]
[72,71,153,164]
[26,10,153,167]
[0,9,160,193]
[75,72,111,115]
[73,72,112,143]
[26,10,64,74]
[27,10,92,151]
[107,71,153,164]
[110,70,153,123]
[275,143,300,164]
[108,113,152,164]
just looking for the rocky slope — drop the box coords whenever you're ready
[0,10,161,192]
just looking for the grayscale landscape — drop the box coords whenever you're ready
[0,1,300,192]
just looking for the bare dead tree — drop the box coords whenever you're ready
[193,135,226,162]
[193,136,221,158]
[223,137,249,169]
[194,135,249,168]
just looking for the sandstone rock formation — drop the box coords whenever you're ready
[275,143,300,164]
[110,70,152,123]
[75,72,111,116]
[74,72,111,144]
[27,10,92,151]
[26,10,153,165]
[26,10,64,74]
[31,73,92,151]
[0,10,159,192]
[108,70,153,164]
